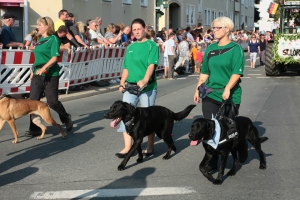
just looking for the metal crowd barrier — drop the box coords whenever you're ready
[0,46,164,95]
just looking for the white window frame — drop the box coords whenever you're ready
[198,0,202,13]
[140,0,148,7]
[186,4,196,26]
[204,9,211,25]
[122,0,132,5]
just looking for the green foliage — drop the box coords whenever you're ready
[272,0,300,21]
[273,33,300,64]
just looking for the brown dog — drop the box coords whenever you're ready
[0,94,66,143]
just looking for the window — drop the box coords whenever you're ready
[140,0,147,7]
[241,0,244,4]
[235,13,238,26]
[226,0,229,14]
[186,4,195,25]
[205,9,211,25]
[219,11,224,17]
[122,0,131,5]
[212,10,217,21]
[229,12,233,21]
[102,0,112,2]
[245,0,248,7]
[198,0,202,13]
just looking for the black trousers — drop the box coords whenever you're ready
[29,75,69,131]
[202,99,240,169]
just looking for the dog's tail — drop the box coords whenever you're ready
[173,105,196,121]
[260,137,268,143]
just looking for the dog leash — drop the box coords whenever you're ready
[123,84,147,132]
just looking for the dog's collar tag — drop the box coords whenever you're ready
[125,116,135,132]
[203,114,221,149]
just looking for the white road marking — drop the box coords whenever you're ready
[248,74,262,75]
[241,77,251,78]
[30,187,196,199]
[256,77,271,78]
[275,77,291,78]
[176,77,187,79]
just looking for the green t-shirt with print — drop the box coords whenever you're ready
[33,35,61,77]
[123,39,159,92]
[201,42,244,104]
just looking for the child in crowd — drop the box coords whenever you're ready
[195,45,203,74]
[190,42,197,73]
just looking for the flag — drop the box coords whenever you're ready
[269,2,279,18]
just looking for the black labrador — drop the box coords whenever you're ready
[188,116,268,185]
[104,100,196,171]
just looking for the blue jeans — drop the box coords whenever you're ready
[117,89,157,132]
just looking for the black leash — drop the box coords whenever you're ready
[123,83,147,132]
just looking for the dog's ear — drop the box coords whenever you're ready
[123,102,135,115]
[207,120,215,138]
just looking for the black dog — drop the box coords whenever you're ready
[104,101,196,171]
[189,116,268,185]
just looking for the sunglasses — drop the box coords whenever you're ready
[212,27,226,30]
[42,17,48,25]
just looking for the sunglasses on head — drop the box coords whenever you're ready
[42,17,48,25]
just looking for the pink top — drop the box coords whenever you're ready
[196,51,203,63]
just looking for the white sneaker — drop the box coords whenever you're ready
[109,79,117,84]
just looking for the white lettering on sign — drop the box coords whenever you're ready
[277,37,300,59]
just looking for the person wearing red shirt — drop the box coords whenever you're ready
[195,45,203,73]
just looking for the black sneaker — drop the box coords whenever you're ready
[25,130,42,137]
[65,114,73,131]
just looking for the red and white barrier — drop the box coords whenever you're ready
[0,45,164,95]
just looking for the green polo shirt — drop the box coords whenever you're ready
[33,35,61,76]
[201,42,244,104]
[123,39,159,92]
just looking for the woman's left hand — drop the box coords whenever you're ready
[36,68,46,76]
[137,80,147,89]
[222,89,231,100]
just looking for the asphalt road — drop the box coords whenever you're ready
[1,55,300,200]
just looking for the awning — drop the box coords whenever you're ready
[0,0,24,7]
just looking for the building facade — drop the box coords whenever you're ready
[0,0,255,43]
[254,0,274,32]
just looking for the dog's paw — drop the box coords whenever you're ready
[259,163,266,169]
[136,157,143,163]
[37,136,43,140]
[118,164,125,171]
[11,140,17,144]
[227,170,236,176]
[213,179,223,185]
[163,155,171,160]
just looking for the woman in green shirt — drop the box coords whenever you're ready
[25,16,73,136]
[115,18,159,158]
[193,17,245,171]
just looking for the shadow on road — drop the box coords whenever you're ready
[73,167,156,200]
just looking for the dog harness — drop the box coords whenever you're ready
[204,115,239,148]
[218,117,239,145]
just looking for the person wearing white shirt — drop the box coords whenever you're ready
[163,33,177,79]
